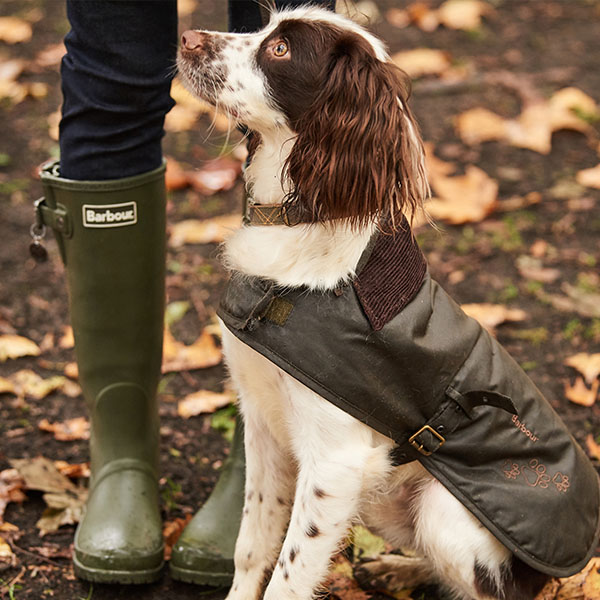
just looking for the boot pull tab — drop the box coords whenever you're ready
[29,197,48,263]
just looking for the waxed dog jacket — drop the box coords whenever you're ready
[218,224,600,577]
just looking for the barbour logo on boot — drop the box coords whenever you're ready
[82,202,138,228]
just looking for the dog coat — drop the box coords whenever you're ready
[218,224,600,577]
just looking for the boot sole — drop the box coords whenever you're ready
[73,555,164,584]
[169,563,233,587]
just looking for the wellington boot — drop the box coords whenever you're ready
[38,161,166,584]
[170,419,245,586]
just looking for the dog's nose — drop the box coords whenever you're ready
[181,30,204,51]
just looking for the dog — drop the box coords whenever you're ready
[177,7,590,599]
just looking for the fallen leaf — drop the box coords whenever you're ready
[10,457,87,536]
[169,213,241,247]
[33,42,66,68]
[564,377,599,407]
[0,469,26,522]
[564,353,600,386]
[163,514,192,560]
[456,88,598,154]
[38,417,90,441]
[386,8,411,28]
[53,461,90,480]
[392,48,451,78]
[64,361,78,379]
[437,0,490,30]
[0,59,25,83]
[560,283,600,319]
[0,376,15,395]
[326,554,371,600]
[516,256,560,283]
[186,158,241,195]
[0,16,33,44]
[0,534,16,568]
[165,156,189,191]
[0,334,41,362]
[426,165,498,224]
[461,303,527,334]
[58,326,74,349]
[9,369,67,400]
[351,524,387,561]
[162,327,222,373]
[585,435,600,462]
[576,164,600,190]
[408,2,440,32]
[178,390,234,418]
[27,543,72,559]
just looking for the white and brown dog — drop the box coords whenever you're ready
[177,7,553,600]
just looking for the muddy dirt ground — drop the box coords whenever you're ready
[1,1,600,599]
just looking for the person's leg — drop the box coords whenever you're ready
[38,0,177,584]
[169,0,335,587]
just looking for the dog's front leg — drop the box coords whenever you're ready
[263,383,390,600]
[226,403,295,600]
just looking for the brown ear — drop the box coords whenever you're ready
[283,33,427,229]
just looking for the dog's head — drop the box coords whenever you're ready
[178,7,427,228]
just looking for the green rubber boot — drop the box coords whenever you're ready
[38,161,166,584]
[170,419,245,586]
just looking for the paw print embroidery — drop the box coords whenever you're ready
[552,472,570,493]
[502,460,520,480]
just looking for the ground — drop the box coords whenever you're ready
[1,1,600,599]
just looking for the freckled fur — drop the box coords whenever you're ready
[178,6,548,600]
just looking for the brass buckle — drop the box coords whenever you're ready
[408,425,445,456]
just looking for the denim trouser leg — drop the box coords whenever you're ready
[59,1,178,180]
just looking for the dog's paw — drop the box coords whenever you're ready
[354,553,434,592]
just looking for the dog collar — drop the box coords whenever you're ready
[243,198,293,226]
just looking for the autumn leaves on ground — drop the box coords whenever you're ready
[1,1,600,599]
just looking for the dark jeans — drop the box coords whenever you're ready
[60,0,334,180]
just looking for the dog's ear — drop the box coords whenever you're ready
[283,33,428,229]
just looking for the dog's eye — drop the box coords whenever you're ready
[273,41,288,57]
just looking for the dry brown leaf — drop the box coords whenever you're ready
[408,2,440,31]
[162,328,222,373]
[169,213,241,247]
[10,369,67,400]
[423,142,456,179]
[0,334,41,362]
[165,156,190,191]
[426,165,498,224]
[576,164,600,190]
[186,158,241,195]
[38,417,90,442]
[326,555,370,600]
[59,325,74,349]
[457,88,598,154]
[178,390,234,418]
[10,457,87,535]
[392,48,451,78]
[564,377,599,407]
[0,469,26,522]
[386,8,411,28]
[437,0,490,30]
[585,435,600,462]
[564,353,600,386]
[336,1,382,26]
[0,58,25,83]
[163,514,192,560]
[461,303,527,335]
[0,16,33,44]
[516,256,560,283]
[53,461,90,480]
[0,376,15,395]
[64,361,79,379]
[582,558,600,598]
[33,42,66,68]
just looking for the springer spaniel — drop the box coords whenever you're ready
[177,7,550,600]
